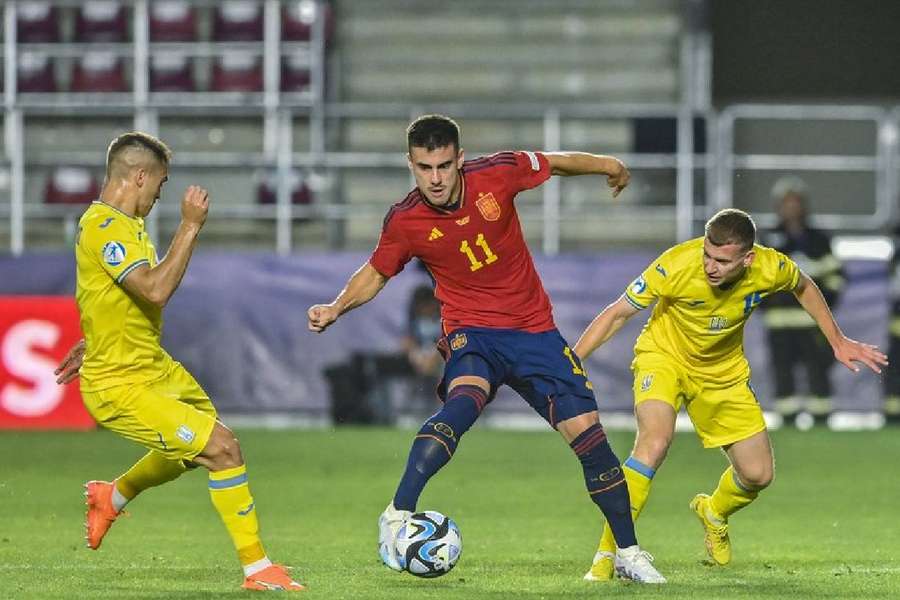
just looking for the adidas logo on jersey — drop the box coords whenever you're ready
[428,227,444,241]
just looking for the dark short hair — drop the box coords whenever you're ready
[406,114,460,153]
[705,208,757,251]
[106,131,172,177]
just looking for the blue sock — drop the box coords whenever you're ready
[392,385,487,511]
[569,423,637,548]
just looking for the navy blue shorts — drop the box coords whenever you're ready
[437,327,598,428]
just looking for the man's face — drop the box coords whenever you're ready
[408,144,464,206]
[702,237,753,287]
[777,193,805,223]
[137,165,168,217]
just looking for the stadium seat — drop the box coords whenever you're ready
[212,1,263,41]
[281,55,311,93]
[211,52,263,92]
[18,52,57,93]
[149,1,197,42]
[256,169,313,207]
[75,1,128,43]
[150,52,195,92]
[17,1,61,43]
[282,0,333,43]
[44,167,100,205]
[71,52,127,93]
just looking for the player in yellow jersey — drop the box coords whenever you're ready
[53,132,304,592]
[575,209,887,580]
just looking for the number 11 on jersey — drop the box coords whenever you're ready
[460,233,499,272]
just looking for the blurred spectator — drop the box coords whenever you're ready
[324,283,442,425]
[885,225,900,424]
[761,177,845,426]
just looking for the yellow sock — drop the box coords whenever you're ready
[709,466,758,521]
[208,465,267,566]
[598,458,655,553]
[115,451,187,500]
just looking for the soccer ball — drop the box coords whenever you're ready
[395,511,462,578]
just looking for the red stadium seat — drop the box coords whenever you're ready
[150,53,195,92]
[44,167,100,205]
[212,1,263,42]
[18,52,57,93]
[257,170,313,206]
[282,0,334,44]
[71,52,127,93]
[17,1,61,43]
[149,1,197,42]
[281,55,311,93]
[75,1,128,43]
[211,52,262,92]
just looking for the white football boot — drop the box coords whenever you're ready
[614,545,666,583]
[377,502,411,571]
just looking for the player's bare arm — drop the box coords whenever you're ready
[793,271,888,373]
[545,152,630,197]
[307,262,389,333]
[120,185,209,308]
[55,338,86,384]
[574,294,640,360]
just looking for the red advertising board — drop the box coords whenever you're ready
[0,296,95,429]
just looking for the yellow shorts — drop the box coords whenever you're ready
[81,362,217,462]
[632,352,766,448]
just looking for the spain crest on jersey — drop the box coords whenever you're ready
[476,192,501,221]
[450,333,468,351]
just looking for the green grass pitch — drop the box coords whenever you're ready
[2,427,898,599]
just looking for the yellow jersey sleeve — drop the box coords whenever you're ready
[623,249,674,310]
[767,247,802,293]
[81,214,151,284]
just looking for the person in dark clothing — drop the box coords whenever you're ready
[761,177,845,426]
[324,283,442,424]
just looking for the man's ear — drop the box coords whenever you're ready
[456,148,465,168]
[744,250,756,268]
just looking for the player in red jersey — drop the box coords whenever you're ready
[308,115,665,583]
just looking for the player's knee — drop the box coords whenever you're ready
[202,424,244,470]
[736,464,774,490]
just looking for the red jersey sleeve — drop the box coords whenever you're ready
[508,151,552,193]
[369,212,412,277]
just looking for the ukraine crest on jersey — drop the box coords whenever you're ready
[623,237,801,384]
[75,201,173,391]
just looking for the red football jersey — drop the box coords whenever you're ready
[369,151,555,334]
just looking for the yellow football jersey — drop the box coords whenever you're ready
[75,201,173,391]
[623,237,801,385]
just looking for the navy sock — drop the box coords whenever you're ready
[392,385,487,511]
[569,423,637,549]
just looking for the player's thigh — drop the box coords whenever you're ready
[81,378,217,462]
[507,330,597,429]
[686,379,766,449]
[632,352,685,414]
[165,361,217,419]
[439,330,504,401]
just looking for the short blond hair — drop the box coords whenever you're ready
[106,131,172,179]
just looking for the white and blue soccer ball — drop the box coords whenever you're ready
[395,511,462,578]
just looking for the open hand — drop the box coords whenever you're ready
[834,336,888,374]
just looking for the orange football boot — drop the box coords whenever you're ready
[242,564,306,592]
[84,480,121,550]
